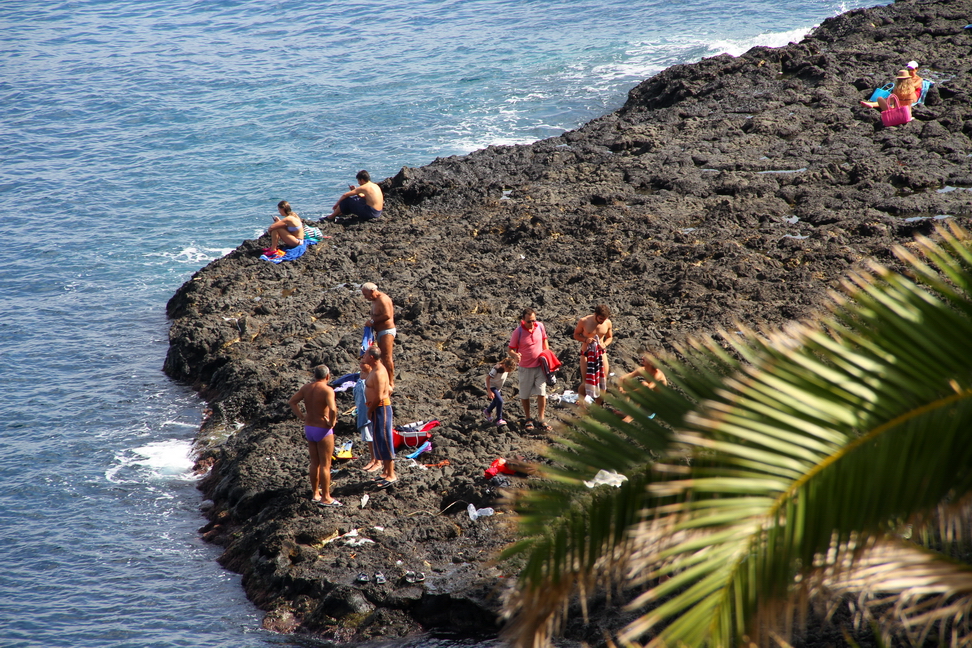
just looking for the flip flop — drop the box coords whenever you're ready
[317,499,343,507]
[537,420,553,432]
[404,571,417,584]
[376,478,398,489]
[374,572,386,584]
[356,573,369,583]
[524,420,535,431]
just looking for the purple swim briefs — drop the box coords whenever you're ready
[305,425,334,443]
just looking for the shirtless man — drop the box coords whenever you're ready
[267,200,304,252]
[619,353,668,391]
[361,282,396,390]
[573,305,614,403]
[324,170,384,221]
[618,352,668,423]
[363,346,396,488]
[288,365,340,506]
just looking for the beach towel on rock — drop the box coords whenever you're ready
[259,238,317,263]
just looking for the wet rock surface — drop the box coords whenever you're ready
[167,0,972,642]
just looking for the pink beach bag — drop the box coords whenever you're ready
[881,94,912,127]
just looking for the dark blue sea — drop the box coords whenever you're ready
[0,0,880,645]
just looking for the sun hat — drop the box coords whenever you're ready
[895,69,911,79]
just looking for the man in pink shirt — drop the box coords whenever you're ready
[508,308,551,431]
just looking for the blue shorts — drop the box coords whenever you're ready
[372,404,395,461]
[340,195,382,220]
[304,425,333,443]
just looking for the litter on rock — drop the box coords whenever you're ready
[467,503,495,521]
[583,469,628,489]
[324,528,376,546]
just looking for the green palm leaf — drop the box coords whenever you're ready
[503,225,972,648]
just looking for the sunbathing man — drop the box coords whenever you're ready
[288,365,340,506]
[618,352,668,423]
[573,305,614,404]
[619,352,668,391]
[361,281,396,390]
[324,170,383,221]
[267,200,304,252]
[363,346,396,488]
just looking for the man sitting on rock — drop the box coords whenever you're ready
[324,170,384,222]
[289,365,341,507]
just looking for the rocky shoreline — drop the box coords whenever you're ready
[165,0,972,642]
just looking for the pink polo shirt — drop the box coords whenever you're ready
[509,322,547,368]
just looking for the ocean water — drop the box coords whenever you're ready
[0,0,879,645]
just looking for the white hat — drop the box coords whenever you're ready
[907,60,919,69]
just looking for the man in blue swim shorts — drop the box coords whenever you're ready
[289,365,341,506]
[363,346,397,488]
[324,170,384,222]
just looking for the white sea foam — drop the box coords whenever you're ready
[705,26,815,57]
[106,439,197,483]
[149,246,235,265]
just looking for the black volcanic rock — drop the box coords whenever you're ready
[168,0,972,643]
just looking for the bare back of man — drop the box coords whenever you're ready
[289,367,339,505]
[356,181,383,211]
[573,306,614,401]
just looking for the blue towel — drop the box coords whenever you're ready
[260,239,317,264]
[405,441,432,459]
[916,79,933,105]
[360,326,376,356]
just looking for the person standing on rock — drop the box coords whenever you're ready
[323,170,384,222]
[361,281,396,391]
[508,308,551,431]
[288,365,341,507]
[573,305,614,404]
[363,346,396,487]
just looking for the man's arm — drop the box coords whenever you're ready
[334,185,363,209]
[508,328,522,363]
[572,319,589,344]
[602,321,614,348]
[324,389,337,429]
[288,388,305,422]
